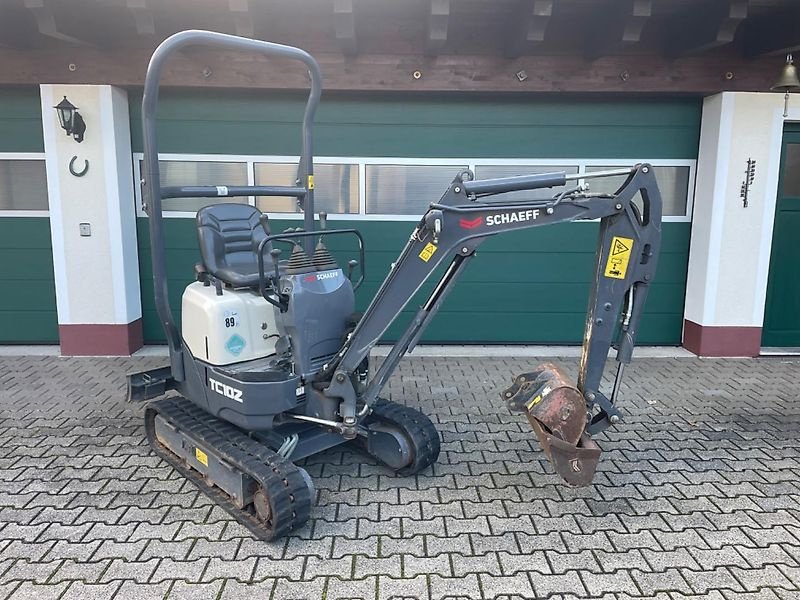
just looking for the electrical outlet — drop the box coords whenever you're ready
[79,223,91,237]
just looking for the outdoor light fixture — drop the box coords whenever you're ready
[54,96,86,143]
[771,54,800,118]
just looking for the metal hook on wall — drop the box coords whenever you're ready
[69,156,89,177]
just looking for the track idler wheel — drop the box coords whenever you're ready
[251,465,316,539]
[253,488,272,525]
[503,363,601,486]
[354,399,441,476]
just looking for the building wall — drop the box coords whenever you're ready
[39,84,141,355]
[683,91,793,356]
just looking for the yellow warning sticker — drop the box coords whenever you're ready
[419,242,438,262]
[604,236,634,279]
[307,175,315,190]
[195,448,209,467]
[525,394,543,410]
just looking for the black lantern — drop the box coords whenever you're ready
[54,96,86,143]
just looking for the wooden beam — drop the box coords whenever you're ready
[742,5,800,58]
[334,0,356,55]
[505,0,553,59]
[426,0,449,56]
[23,0,96,46]
[229,0,254,39]
[667,0,748,58]
[126,0,155,36]
[0,45,778,94]
[585,0,651,60]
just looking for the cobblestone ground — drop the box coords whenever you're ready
[0,354,799,599]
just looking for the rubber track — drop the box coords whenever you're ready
[144,398,311,542]
[365,399,441,476]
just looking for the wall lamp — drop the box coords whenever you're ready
[54,96,86,143]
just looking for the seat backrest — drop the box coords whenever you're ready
[196,204,269,286]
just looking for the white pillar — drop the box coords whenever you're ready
[684,92,792,356]
[40,84,142,355]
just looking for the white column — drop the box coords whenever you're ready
[684,91,793,356]
[40,84,142,355]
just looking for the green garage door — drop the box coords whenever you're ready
[762,124,800,347]
[0,88,58,343]
[130,91,698,345]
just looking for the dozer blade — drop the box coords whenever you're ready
[502,362,601,486]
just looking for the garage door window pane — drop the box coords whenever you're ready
[366,165,466,215]
[149,161,249,212]
[782,144,800,197]
[255,163,358,214]
[0,160,48,210]
[585,166,690,216]
[474,165,579,201]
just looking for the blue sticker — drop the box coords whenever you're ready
[225,334,246,356]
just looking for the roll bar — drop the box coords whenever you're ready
[160,185,308,199]
[141,30,323,357]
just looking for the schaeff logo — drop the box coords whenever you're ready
[209,377,244,402]
[460,209,540,229]
[303,270,340,282]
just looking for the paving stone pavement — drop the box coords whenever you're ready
[0,354,799,600]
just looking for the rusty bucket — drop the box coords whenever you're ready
[502,363,601,486]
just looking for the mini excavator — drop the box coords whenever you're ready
[128,30,662,541]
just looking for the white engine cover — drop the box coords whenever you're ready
[181,282,280,366]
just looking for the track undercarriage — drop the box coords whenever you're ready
[144,396,440,541]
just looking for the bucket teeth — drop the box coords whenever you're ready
[502,362,601,487]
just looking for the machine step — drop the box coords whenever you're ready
[127,366,176,402]
[144,397,313,541]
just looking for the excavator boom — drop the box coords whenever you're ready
[321,164,662,485]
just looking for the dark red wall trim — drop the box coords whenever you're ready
[59,319,144,356]
[683,320,761,357]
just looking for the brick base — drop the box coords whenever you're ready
[59,319,144,356]
[683,319,761,357]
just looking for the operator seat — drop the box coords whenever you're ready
[196,203,273,288]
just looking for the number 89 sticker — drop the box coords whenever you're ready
[223,310,239,328]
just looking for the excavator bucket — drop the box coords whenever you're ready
[502,363,601,486]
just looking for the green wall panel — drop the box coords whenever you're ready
[0,88,44,152]
[0,89,54,343]
[130,91,700,159]
[0,218,57,343]
[132,91,697,345]
[137,218,689,345]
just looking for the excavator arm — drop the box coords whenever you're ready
[321,163,662,485]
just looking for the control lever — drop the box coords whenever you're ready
[259,213,272,236]
[269,248,282,284]
[347,259,358,281]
